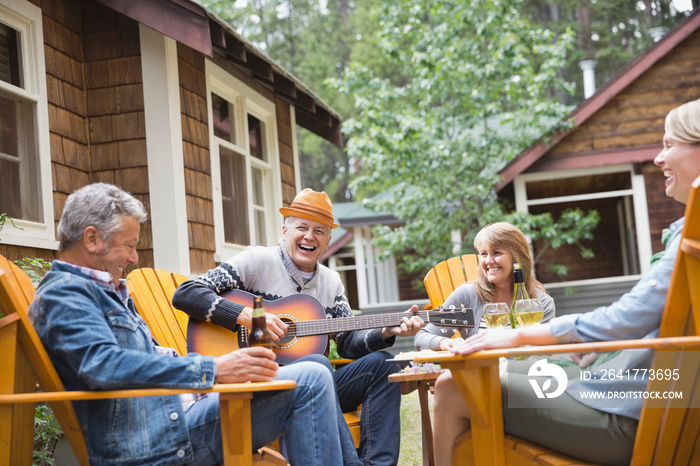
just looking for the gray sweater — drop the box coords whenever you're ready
[414,282,555,350]
[172,240,394,359]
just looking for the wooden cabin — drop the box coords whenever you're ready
[496,8,700,314]
[0,0,342,276]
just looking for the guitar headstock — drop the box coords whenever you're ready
[427,305,475,328]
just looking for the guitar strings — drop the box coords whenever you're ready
[281,309,469,336]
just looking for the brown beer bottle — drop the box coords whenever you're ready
[249,296,273,348]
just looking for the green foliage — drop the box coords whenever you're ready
[503,208,600,276]
[33,404,62,466]
[0,212,21,237]
[15,257,52,284]
[331,0,594,275]
[328,338,341,361]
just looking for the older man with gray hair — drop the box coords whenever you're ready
[30,182,342,466]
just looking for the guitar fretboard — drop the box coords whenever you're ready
[285,310,468,336]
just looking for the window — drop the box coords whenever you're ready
[0,1,54,248]
[513,165,651,284]
[206,62,282,260]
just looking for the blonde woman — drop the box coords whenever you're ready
[414,222,555,351]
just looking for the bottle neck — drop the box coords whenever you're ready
[252,299,265,318]
[513,268,524,284]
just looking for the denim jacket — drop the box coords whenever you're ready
[550,217,685,419]
[29,261,217,466]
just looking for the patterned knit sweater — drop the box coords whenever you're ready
[172,240,394,359]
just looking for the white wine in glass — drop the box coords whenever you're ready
[514,299,544,327]
[483,302,510,329]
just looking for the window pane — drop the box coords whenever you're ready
[0,95,19,156]
[251,167,266,244]
[248,114,265,161]
[530,197,634,282]
[219,147,249,245]
[212,93,235,144]
[0,94,40,221]
[0,24,20,87]
[254,209,266,245]
[0,157,21,218]
[251,167,264,207]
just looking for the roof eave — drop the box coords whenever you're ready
[95,0,343,148]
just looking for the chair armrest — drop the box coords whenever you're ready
[329,358,355,368]
[0,380,297,404]
[414,335,700,364]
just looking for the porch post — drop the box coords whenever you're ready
[139,25,191,274]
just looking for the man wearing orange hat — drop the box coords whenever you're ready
[174,188,424,465]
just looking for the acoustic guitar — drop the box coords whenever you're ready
[187,289,474,365]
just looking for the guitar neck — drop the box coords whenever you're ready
[292,310,431,336]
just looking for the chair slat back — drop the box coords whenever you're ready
[127,268,190,355]
[424,254,479,308]
[0,256,90,465]
[632,177,700,465]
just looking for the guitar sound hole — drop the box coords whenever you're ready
[278,316,296,346]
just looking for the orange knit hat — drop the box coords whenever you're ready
[279,188,339,229]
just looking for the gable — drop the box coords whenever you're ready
[498,9,700,190]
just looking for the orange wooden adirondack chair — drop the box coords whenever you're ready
[0,255,295,466]
[423,254,479,310]
[417,178,700,465]
[126,267,362,448]
[127,268,191,355]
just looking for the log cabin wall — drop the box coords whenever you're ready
[178,43,215,273]
[549,29,700,157]
[81,1,153,272]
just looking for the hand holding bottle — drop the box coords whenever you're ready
[249,296,274,348]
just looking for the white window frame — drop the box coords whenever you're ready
[0,0,55,249]
[353,225,400,308]
[513,163,651,286]
[205,60,283,262]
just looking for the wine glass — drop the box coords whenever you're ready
[513,299,544,327]
[483,302,510,329]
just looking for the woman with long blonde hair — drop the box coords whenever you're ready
[414,222,555,351]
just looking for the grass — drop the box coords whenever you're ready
[397,390,432,465]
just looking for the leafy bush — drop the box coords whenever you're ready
[15,257,52,284]
[32,404,62,466]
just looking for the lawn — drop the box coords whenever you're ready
[397,389,432,465]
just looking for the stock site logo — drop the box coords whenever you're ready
[528,359,568,399]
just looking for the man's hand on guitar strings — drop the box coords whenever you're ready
[381,305,424,339]
[238,306,289,342]
[215,346,279,383]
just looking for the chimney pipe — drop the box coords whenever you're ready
[649,27,668,43]
[579,59,597,99]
